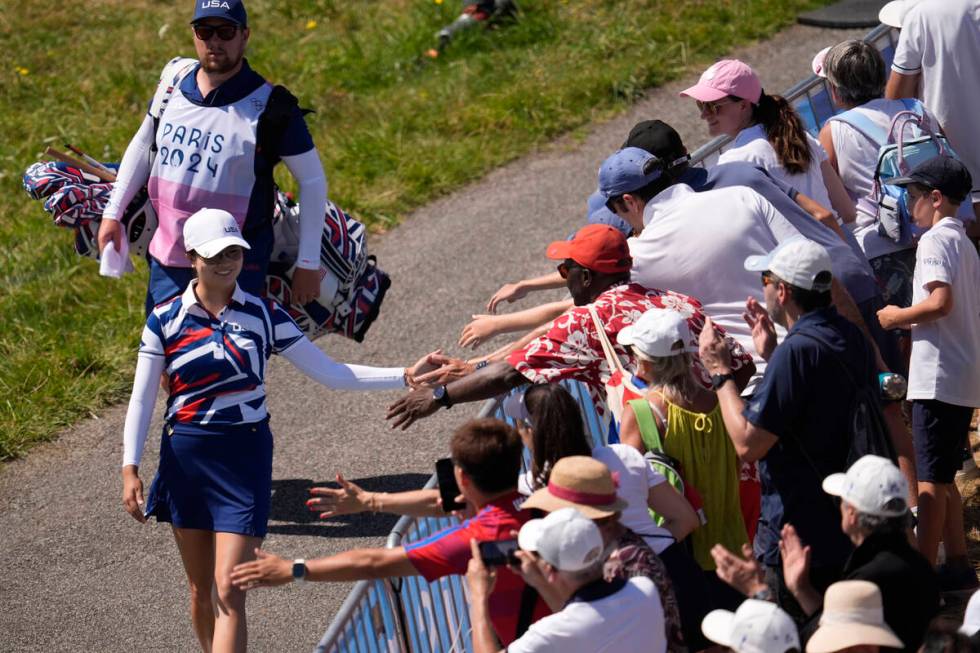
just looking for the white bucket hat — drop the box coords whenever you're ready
[744,237,832,292]
[617,308,697,360]
[702,599,800,653]
[822,454,909,517]
[517,507,605,572]
[183,208,251,258]
[960,589,980,636]
[807,581,903,653]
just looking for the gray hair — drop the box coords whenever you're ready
[855,499,912,536]
[824,40,887,107]
[559,557,606,586]
[636,350,701,403]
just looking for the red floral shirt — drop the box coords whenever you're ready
[507,284,753,411]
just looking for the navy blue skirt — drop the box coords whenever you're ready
[145,419,274,537]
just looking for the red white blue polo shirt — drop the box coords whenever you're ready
[140,281,304,425]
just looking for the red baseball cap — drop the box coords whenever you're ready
[546,224,632,274]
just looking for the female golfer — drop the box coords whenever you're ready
[120,208,431,653]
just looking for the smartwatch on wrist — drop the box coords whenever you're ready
[433,384,453,409]
[751,586,773,602]
[292,559,308,583]
[710,372,736,390]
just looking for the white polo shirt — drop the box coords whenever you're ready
[906,217,980,407]
[507,576,666,653]
[629,184,802,390]
[892,0,980,204]
[718,124,835,220]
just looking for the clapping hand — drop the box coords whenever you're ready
[743,297,777,361]
[710,543,768,597]
[307,473,372,519]
[698,317,733,376]
[778,523,811,595]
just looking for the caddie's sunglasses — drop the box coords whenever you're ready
[557,261,583,279]
[202,247,244,265]
[193,24,241,41]
[696,98,738,116]
[760,272,775,288]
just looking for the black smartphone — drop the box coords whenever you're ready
[435,457,466,512]
[478,539,520,568]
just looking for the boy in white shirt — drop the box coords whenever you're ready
[877,155,980,591]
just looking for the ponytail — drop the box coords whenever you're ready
[752,91,812,175]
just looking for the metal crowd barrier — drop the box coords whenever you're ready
[316,22,899,653]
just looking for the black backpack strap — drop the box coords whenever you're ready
[515,583,540,638]
[256,85,314,163]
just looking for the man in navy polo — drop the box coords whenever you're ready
[698,238,880,615]
[99,0,327,313]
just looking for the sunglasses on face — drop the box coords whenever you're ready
[201,247,244,265]
[760,272,775,288]
[193,24,240,41]
[696,98,738,116]
[557,261,583,279]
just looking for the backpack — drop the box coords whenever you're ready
[791,330,897,467]
[829,99,960,246]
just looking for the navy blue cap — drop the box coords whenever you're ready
[890,154,973,202]
[192,0,247,26]
[598,147,664,199]
[586,191,633,237]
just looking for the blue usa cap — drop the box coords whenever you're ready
[192,0,247,26]
[598,147,664,199]
[586,191,633,237]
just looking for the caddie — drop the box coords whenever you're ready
[99,0,327,313]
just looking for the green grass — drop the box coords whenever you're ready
[0,0,828,461]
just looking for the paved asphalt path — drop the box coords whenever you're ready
[0,23,863,653]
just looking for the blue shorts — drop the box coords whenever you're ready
[144,226,273,315]
[144,419,274,537]
[912,399,973,483]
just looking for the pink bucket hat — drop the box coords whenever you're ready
[681,59,762,104]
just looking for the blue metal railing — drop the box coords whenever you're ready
[316,23,899,653]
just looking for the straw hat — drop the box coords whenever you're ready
[806,581,903,653]
[521,456,628,519]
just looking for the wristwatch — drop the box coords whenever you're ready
[710,372,736,390]
[752,586,773,602]
[433,384,453,409]
[292,558,308,583]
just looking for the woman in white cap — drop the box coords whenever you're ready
[681,59,855,232]
[618,308,750,578]
[119,208,435,652]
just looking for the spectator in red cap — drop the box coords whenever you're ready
[386,224,754,429]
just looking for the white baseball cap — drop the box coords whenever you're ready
[183,208,251,258]
[822,455,909,517]
[744,237,832,292]
[517,507,605,572]
[702,599,800,653]
[807,581,903,652]
[879,0,921,28]
[617,308,697,360]
[958,589,980,636]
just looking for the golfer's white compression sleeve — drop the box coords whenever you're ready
[122,352,165,468]
[282,149,328,270]
[282,338,406,390]
[104,115,156,222]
